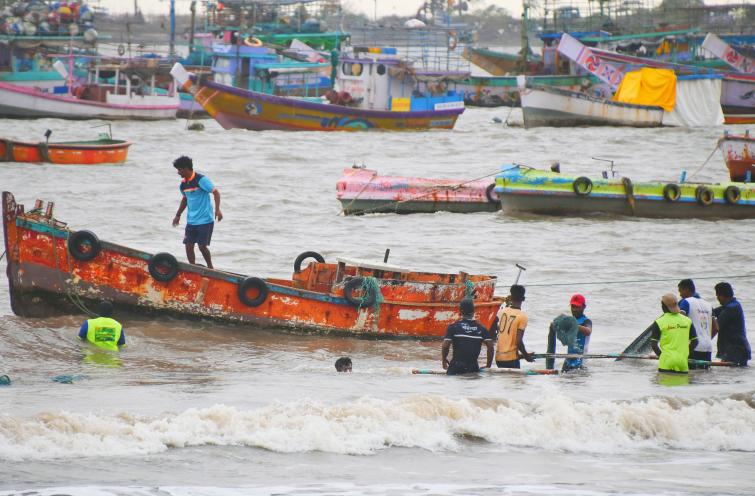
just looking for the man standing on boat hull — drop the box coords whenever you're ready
[172,156,222,269]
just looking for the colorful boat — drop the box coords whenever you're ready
[2,192,503,338]
[336,167,500,215]
[170,43,467,131]
[494,165,755,219]
[719,132,754,182]
[0,134,131,165]
[519,83,664,128]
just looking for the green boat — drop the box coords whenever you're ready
[495,165,755,219]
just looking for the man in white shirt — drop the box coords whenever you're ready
[678,279,717,369]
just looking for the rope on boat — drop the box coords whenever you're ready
[0,249,5,261]
[358,276,384,318]
[520,273,755,288]
[686,142,721,181]
[339,169,378,215]
[346,169,502,216]
[51,231,96,317]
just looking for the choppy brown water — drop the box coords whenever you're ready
[1,110,755,495]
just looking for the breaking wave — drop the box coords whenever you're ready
[2,392,754,460]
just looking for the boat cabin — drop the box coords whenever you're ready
[335,46,466,112]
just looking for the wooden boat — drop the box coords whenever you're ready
[519,83,664,128]
[458,74,597,107]
[2,191,503,338]
[462,47,541,76]
[170,44,467,131]
[494,165,755,219]
[719,132,754,182]
[0,134,131,165]
[336,167,500,215]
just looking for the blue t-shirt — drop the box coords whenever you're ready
[180,172,215,226]
[79,321,126,346]
[565,315,591,369]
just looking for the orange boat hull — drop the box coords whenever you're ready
[0,138,131,165]
[2,192,503,338]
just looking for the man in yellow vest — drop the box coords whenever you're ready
[78,300,125,351]
[649,293,698,373]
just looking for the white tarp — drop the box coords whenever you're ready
[662,77,724,127]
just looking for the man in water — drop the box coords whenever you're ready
[678,279,716,368]
[172,156,223,269]
[649,293,698,373]
[335,357,352,372]
[441,299,493,375]
[713,282,751,367]
[495,285,534,369]
[79,300,125,351]
[561,294,593,372]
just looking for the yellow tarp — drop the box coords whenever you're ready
[613,68,677,112]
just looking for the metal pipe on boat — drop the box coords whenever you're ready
[383,249,390,263]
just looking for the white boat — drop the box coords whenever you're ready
[519,83,664,128]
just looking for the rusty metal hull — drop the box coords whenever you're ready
[3,192,503,338]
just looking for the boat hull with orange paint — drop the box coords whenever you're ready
[0,137,131,165]
[2,192,503,338]
[719,133,754,182]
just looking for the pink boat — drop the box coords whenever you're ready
[719,132,754,182]
[336,167,500,215]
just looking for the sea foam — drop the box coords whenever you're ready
[1,392,753,460]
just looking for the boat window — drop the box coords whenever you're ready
[342,62,352,76]
[376,64,386,75]
[352,63,363,76]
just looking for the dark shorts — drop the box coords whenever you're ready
[184,222,214,246]
[689,350,711,370]
[496,359,520,369]
[447,360,480,376]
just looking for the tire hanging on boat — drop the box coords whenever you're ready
[293,251,325,273]
[344,277,377,307]
[485,183,500,204]
[148,252,179,282]
[572,177,592,196]
[695,186,714,206]
[662,183,681,202]
[67,230,102,261]
[237,277,269,307]
[724,185,741,205]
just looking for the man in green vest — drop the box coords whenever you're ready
[78,300,125,351]
[648,293,698,373]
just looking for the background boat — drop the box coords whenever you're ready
[0,133,131,165]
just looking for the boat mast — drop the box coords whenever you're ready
[169,0,176,57]
[518,0,530,72]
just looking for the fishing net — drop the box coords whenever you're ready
[551,314,579,347]
[358,276,384,319]
[464,280,475,299]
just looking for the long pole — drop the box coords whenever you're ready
[188,1,196,55]
[169,0,176,57]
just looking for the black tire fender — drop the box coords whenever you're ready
[695,185,714,206]
[67,230,102,261]
[237,276,269,307]
[572,176,592,196]
[662,183,681,202]
[724,185,741,205]
[293,251,325,273]
[485,183,500,204]
[148,252,179,282]
[343,277,377,307]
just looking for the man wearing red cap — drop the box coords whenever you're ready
[563,294,593,371]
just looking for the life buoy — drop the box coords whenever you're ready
[662,183,681,202]
[724,185,741,204]
[244,36,263,47]
[572,176,592,196]
[148,252,179,282]
[67,230,101,261]
[447,30,458,51]
[73,85,85,98]
[237,276,269,307]
[294,251,325,273]
[485,183,500,204]
[695,185,714,206]
[117,44,125,56]
[344,277,376,307]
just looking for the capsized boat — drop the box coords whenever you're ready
[0,132,131,165]
[336,167,500,215]
[719,131,754,182]
[2,192,503,338]
[495,164,755,219]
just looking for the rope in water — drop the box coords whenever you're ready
[520,273,755,288]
